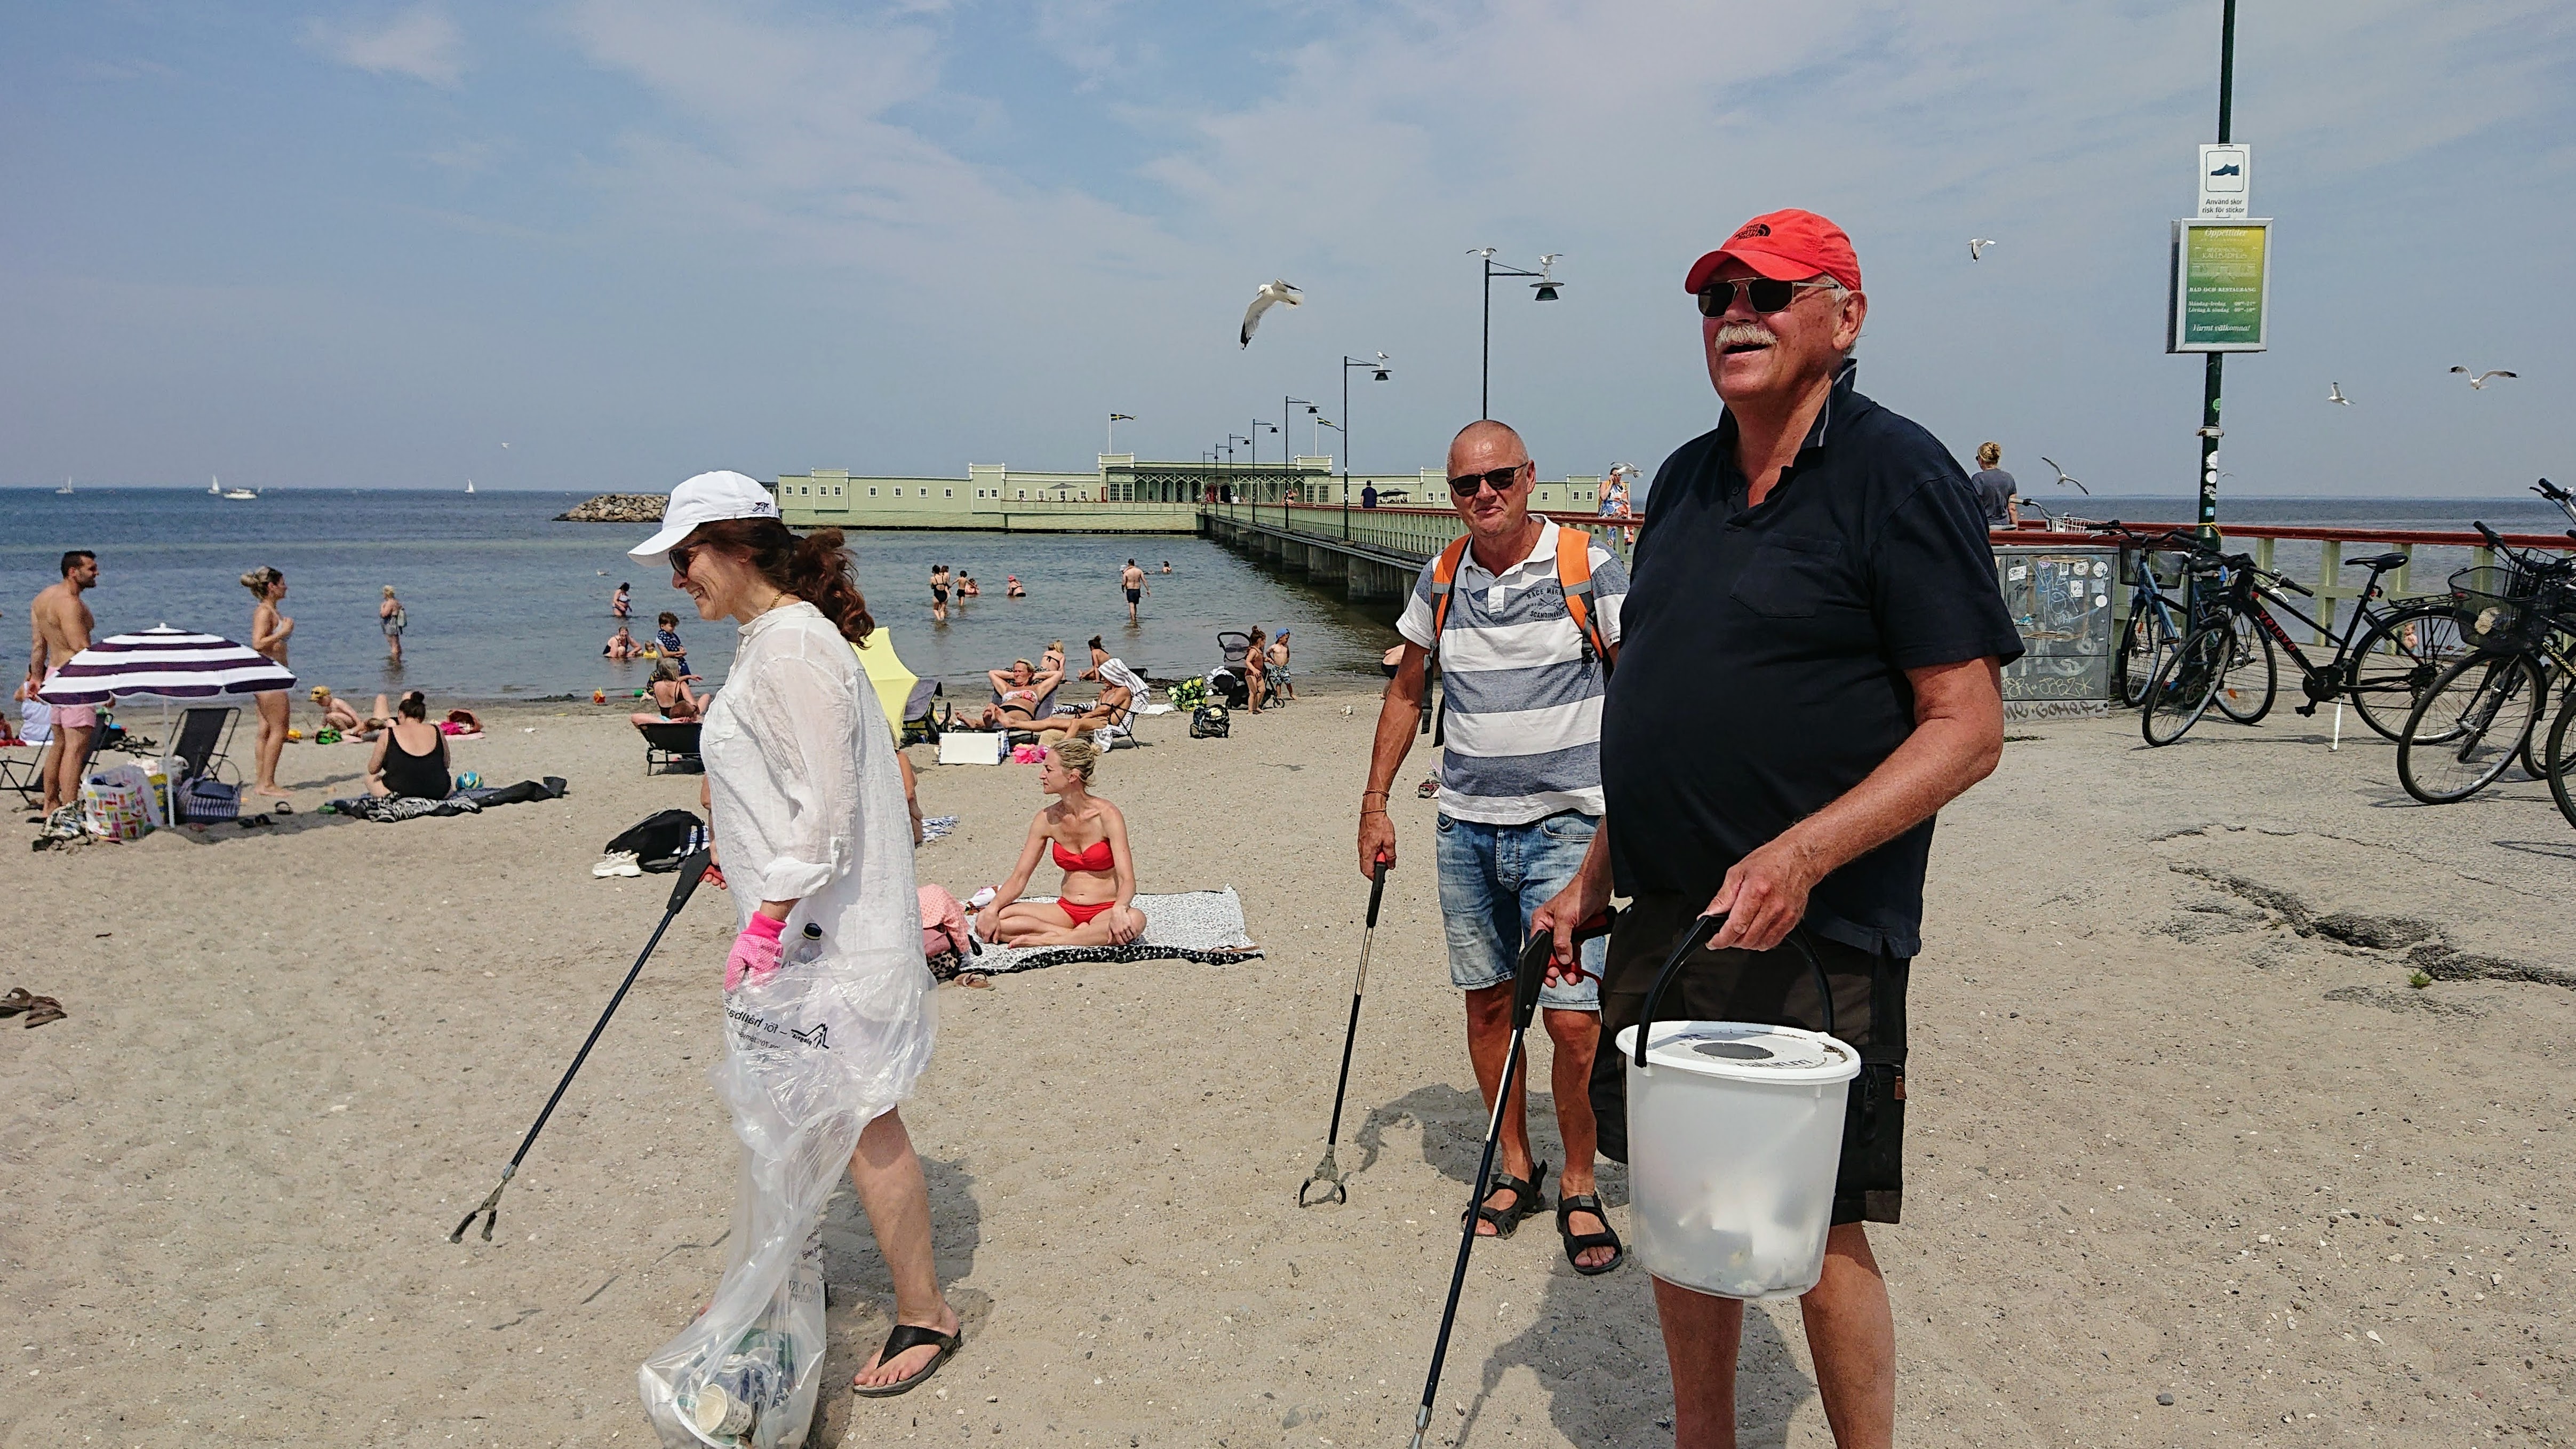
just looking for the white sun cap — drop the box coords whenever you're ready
[628,471,783,569]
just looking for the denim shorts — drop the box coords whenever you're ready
[1433,811,1605,1010]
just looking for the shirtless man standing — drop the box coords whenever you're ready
[1120,559,1146,624]
[28,551,99,817]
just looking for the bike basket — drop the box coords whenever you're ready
[2448,566,2544,651]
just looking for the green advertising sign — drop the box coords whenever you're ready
[2168,220,2271,353]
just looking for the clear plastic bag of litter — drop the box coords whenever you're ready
[639,934,935,1448]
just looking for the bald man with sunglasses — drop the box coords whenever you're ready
[1535,210,2020,1448]
[1360,419,1631,1275]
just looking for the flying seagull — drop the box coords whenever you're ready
[2328,381,2350,405]
[1968,238,1997,261]
[2039,456,2089,495]
[1240,280,1302,348]
[2450,367,2518,389]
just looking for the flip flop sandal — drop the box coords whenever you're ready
[1464,1161,1548,1240]
[273,801,294,815]
[850,1323,962,1398]
[0,988,33,1017]
[21,997,65,1029]
[1556,1192,1626,1276]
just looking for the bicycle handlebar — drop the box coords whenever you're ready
[2476,520,2506,549]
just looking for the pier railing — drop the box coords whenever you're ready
[1205,502,2576,647]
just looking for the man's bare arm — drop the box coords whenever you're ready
[1354,642,1429,878]
[1709,656,2005,951]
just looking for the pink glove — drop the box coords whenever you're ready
[725,913,786,991]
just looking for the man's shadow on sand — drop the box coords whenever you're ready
[1355,1084,1821,1448]
[811,1152,987,1442]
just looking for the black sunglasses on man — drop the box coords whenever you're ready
[1695,276,1842,317]
[1448,461,1529,498]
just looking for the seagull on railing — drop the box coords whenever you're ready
[2039,456,2089,495]
[1241,280,1302,347]
[2328,381,2351,405]
[2450,366,2518,389]
[1968,237,1997,261]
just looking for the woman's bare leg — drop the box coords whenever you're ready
[252,691,291,798]
[846,1108,958,1389]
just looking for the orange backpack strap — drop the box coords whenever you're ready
[1554,526,1614,672]
[1425,534,1476,658]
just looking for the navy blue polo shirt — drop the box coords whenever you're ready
[1601,362,2023,957]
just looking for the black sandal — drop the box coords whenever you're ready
[850,1322,961,1398]
[1556,1193,1625,1275]
[1464,1161,1547,1239]
[0,988,32,1017]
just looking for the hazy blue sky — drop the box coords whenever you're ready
[4,1,2570,497]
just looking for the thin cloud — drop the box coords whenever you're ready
[305,4,466,87]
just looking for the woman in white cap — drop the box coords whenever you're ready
[627,471,958,1430]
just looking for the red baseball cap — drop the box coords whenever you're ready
[1684,209,1862,295]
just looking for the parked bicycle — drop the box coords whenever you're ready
[2115,529,2471,748]
[2397,509,2576,803]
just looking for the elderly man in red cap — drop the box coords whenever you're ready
[1536,211,2021,1446]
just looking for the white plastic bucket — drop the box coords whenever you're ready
[1616,1018,1858,1299]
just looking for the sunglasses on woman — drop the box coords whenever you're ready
[1696,276,1841,317]
[1447,463,1528,498]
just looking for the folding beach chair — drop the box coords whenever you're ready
[0,740,38,807]
[170,706,241,787]
[636,720,704,775]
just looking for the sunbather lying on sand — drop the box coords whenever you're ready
[977,739,1147,946]
[970,658,1062,730]
[310,687,389,738]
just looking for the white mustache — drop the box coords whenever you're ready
[1713,322,1776,349]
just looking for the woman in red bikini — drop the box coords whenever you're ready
[977,738,1147,946]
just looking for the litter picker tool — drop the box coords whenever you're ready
[450,850,714,1244]
[1407,907,1616,1449]
[1298,857,1387,1207]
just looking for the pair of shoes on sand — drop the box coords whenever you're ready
[0,988,64,1029]
[593,849,643,878]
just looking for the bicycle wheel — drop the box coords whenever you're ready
[2213,609,2277,723]
[2548,689,2576,831]
[2517,658,2560,781]
[2113,601,2171,708]
[2142,626,2227,746]
[2347,602,2471,743]
[2396,651,2546,803]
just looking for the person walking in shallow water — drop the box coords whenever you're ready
[1120,560,1146,624]
[379,585,407,665]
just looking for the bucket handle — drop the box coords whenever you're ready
[1632,914,1837,1070]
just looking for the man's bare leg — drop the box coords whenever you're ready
[1463,982,1537,1231]
[1542,1006,1614,1268]
[44,728,90,815]
[1652,1223,1895,1449]
[1655,1276,1745,1449]
[1801,1223,1896,1448]
[846,1109,959,1389]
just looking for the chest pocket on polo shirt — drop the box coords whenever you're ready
[1729,535,1845,618]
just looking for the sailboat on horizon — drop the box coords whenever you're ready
[56,477,75,495]
[209,476,222,496]
[465,479,476,495]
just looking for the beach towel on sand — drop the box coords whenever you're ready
[930,887,1261,980]
[326,777,568,822]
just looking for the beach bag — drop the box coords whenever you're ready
[81,765,151,840]
[604,809,705,873]
[177,775,240,824]
[1190,704,1231,739]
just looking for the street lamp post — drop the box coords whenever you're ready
[1469,249,1564,419]
[1283,396,1316,523]
[1341,353,1391,539]
[1227,434,1253,506]
[1250,421,1279,519]
[2196,0,2238,537]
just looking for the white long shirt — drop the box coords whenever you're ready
[702,601,931,1126]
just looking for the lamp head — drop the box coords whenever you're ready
[1532,282,1560,301]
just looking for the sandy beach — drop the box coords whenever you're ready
[3,685,2571,1447]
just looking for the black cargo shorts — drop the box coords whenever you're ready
[1590,893,1910,1226]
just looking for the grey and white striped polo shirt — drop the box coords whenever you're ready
[1395,519,1628,825]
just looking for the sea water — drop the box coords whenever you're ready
[0,488,1405,703]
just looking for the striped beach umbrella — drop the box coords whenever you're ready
[36,626,296,705]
